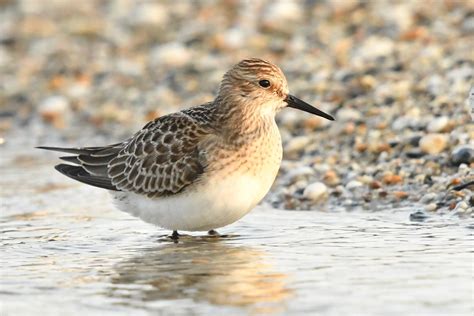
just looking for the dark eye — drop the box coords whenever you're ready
[258,79,271,88]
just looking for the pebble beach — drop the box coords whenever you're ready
[0,0,473,215]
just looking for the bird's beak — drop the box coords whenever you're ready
[285,94,334,121]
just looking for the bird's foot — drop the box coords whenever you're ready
[208,229,219,236]
[169,230,180,240]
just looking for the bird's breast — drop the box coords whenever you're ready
[205,121,283,204]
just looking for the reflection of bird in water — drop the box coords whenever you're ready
[108,237,292,314]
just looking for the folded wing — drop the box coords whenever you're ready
[39,112,212,197]
[109,113,211,197]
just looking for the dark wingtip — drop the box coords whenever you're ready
[59,156,81,164]
[35,146,91,154]
[53,163,119,191]
[54,163,75,176]
[37,146,68,152]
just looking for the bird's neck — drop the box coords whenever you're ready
[213,96,277,144]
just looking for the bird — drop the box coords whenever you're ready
[38,58,334,239]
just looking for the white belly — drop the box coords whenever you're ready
[110,171,277,231]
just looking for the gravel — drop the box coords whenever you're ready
[0,1,472,215]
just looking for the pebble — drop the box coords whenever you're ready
[285,136,311,154]
[262,1,302,33]
[1,1,472,216]
[336,108,362,122]
[129,3,168,26]
[427,116,449,133]
[369,181,382,189]
[393,191,409,199]
[38,96,70,128]
[410,211,429,222]
[323,170,340,186]
[392,117,412,131]
[419,134,448,154]
[151,43,192,67]
[357,36,395,61]
[406,150,425,159]
[450,145,474,166]
[420,193,437,204]
[346,180,363,190]
[284,166,314,183]
[453,201,469,213]
[303,182,328,202]
[424,203,437,212]
[382,173,403,185]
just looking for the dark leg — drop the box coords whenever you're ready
[170,230,180,240]
[208,229,219,236]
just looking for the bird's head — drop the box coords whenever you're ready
[218,58,334,121]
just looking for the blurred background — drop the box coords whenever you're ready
[0,0,472,211]
[1,2,473,315]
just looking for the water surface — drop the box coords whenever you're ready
[1,150,473,315]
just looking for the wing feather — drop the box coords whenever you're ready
[39,105,215,195]
[109,112,212,197]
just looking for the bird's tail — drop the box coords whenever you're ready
[37,144,123,191]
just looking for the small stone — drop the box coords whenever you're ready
[458,164,470,172]
[284,166,314,183]
[346,180,363,190]
[285,136,311,154]
[370,143,391,154]
[450,145,474,166]
[379,190,388,198]
[424,203,437,212]
[369,181,382,189]
[392,116,411,131]
[410,210,429,222]
[450,178,462,186]
[357,36,395,61]
[406,150,425,159]
[355,142,368,153]
[420,193,437,204]
[151,43,192,67]
[303,116,330,130]
[453,201,468,213]
[303,182,328,202]
[323,170,340,186]
[427,116,450,133]
[219,28,245,50]
[358,175,373,184]
[39,95,70,128]
[393,191,409,199]
[408,135,422,147]
[262,1,302,33]
[130,3,168,26]
[419,134,448,154]
[382,173,403,185]
[336,108,362,122]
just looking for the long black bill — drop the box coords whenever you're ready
[285,94,334,121]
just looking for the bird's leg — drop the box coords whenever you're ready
[170,230,180,240]
[208,229,219,236]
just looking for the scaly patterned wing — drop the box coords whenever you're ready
[108,112,212,197]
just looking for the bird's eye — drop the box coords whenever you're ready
[258,79,271,88]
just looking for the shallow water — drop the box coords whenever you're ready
[1,150,473,315]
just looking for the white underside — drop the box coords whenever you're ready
[110,172,275,231]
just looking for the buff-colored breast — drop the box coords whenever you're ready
[111,119,283,231]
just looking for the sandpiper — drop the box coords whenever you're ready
[39,58,334,239]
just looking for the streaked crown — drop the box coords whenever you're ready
[217,58,289,113]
